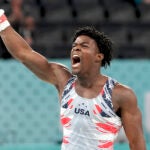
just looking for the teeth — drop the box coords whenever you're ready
[72,54,80,65]
[73,55,79,58]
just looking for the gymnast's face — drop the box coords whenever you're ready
[71,35,101,76]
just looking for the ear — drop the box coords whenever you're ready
[96,53,104,62]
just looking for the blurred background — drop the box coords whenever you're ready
[0,0,150,149]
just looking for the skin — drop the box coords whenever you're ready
[0,26,146,150]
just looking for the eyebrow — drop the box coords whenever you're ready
[72,42,89,46]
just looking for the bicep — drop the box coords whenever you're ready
[120,89,145,148]
[22,51,71,87]
[121,104,143,142]
[22,51,53,81]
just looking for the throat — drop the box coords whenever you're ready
[75,84,101,99]
[77,74,102,88]
[74,75,108,99]
[77,79,94,88]
[75,79,98,99]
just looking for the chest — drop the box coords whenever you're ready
[74,85,118,113]
[75,84,104,99]
[61,93,116,126]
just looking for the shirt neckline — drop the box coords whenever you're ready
[73,77,109,101]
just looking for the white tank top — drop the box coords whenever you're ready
[60,76,122,150]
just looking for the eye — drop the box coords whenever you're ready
[72,45,75,48]
[82,44,89,48]
[72,43,77,48]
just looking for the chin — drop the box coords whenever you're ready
[71,69,80,75]
[72,70,78,75]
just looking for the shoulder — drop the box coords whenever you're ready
[47,62,72,92]
[114,83,135,98]
[48,62,72,78]
[49,62,70,71]
[112,82,138,110]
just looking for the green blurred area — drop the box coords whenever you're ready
[0,59,150,149]
[0,143,149,150]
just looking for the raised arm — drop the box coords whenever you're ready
[114,85,146,150]
[0,9,71,95]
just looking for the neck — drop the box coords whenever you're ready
[76,72,103,88]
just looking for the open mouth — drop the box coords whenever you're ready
[72,55,81,65]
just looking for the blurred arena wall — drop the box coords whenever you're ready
[0,59,150,150]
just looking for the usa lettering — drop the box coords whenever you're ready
[74,108,90,116]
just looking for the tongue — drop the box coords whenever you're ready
[73,62,80,67]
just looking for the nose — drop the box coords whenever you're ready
[72,46,81,52]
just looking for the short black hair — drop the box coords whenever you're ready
[72,26,113,68]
